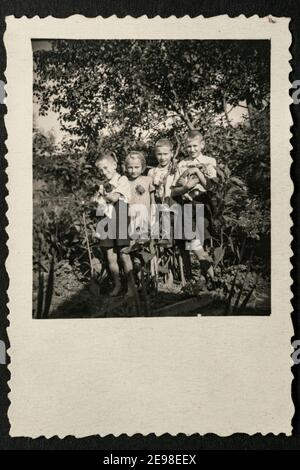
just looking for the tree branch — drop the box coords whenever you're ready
[223,96,233,128]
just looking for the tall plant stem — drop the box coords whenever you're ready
[82,211,94,277]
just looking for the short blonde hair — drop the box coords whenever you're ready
[95,151,117,167]
[155,138,173,151]
[124,151,147,172]
[186,130,204,142]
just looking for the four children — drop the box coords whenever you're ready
[92,131,216,296]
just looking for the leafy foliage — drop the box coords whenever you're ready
[33,39,271,315]
[34,40,269,149]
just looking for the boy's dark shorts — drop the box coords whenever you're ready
[97,199,131,249]
[174,192,212,243]
[99,238,130,249]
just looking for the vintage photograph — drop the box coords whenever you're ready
[32,39,271,318]
[7,15,292,438]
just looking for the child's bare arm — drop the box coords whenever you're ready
[192,167,207,187]
[150,191,156,204]
[104,192,121,204]
[171,178,198,197]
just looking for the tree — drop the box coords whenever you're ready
[33,126,56,157]
[33,40,270,151]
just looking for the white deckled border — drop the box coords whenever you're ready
[5,15,293,437]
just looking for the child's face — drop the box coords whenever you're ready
[155,145,173,167]
[126,157,143,180]
[186,137,205,159]
[96,158,117,181]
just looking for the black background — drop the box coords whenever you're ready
[0,0,299,451]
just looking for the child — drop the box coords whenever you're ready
[125,151,154,240]
[148,139,175,205]
[148,138,176,240]
[171,130,216,283]
[173,131,216,202]
[93,152,136,297]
